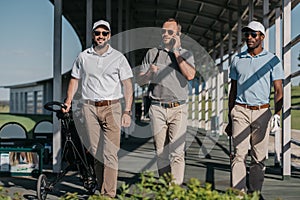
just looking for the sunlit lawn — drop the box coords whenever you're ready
[0,113,51,138]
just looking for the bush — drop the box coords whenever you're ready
[0,186,22,200]
[0,172,260,200]
[86,171,259,200]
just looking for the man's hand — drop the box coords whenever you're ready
[62,102,71,113]
[122,112,131,127]
[150,64,159,73]
[225,115,232,136]
[271,114,280,132]
[225,122,232,136]
[172,34,181,50]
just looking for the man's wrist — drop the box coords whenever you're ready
[123,110,132,116]
[64,98,72,105]
[172,47,180,52]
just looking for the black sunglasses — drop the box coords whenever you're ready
[161,29,175,35]
[244,31,260,38]
[94,30,110,37]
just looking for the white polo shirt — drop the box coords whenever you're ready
[71,45,133,101]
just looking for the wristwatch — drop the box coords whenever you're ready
[123,110,132,116]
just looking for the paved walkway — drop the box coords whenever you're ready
[1,121,300,199]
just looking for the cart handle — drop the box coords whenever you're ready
[44,101,67,112]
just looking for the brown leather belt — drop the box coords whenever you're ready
[152,100,186,108]
[84,99,119,107]
[236,103,270,110]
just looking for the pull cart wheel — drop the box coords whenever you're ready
[37,174,49,200]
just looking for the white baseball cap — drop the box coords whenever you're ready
[93,20,111,31]
[242,21,265,35]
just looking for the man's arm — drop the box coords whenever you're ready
[228,80,237,114]
[173,51,196,80]
[225,79,237,136]
[137,64,158,86]
[121,78,133,127]
[62,77,79,113]
[273,79,283,115]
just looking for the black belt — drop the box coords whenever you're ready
[236,103,270,110]
[151,100,186,108]
[84,99,119,107]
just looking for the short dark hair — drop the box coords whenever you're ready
[164,18,181,32]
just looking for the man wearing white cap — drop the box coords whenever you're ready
[63,19,133,197]
[226,21,284,196]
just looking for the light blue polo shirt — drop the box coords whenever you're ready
[229,49,284,106]
[71,45,133,101]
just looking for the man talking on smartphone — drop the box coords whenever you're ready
[137,18,196,185]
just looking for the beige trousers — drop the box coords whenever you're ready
[149,104,188,185]
[230,105,272,192]
[81,103,121,197]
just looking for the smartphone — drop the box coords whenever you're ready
[170,38,176,47]
[170,32,179,46]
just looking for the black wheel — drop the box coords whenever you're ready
[37,174,48,200]
[85,177,97,195]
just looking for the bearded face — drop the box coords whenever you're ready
[92,26,111,49]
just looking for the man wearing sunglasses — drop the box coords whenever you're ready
[137,18,196,185]
[62,19,133,198]
[226,21,284,196]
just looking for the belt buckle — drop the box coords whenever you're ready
[95,101,105,107]
[95,101,100,106]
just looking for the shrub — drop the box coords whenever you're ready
[115,171,260,200]
[0,186,22,200]
[0,172,260,200]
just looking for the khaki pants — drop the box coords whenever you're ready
[149,104,188,185]
[81,103,121,197]
[230,105,272,192]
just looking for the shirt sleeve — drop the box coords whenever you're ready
[229,56,238,80]
[271,56,285,81]
[119,55,133,81]
[181,50,195,68]
[71,55,82,79]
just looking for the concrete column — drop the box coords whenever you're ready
[263,0,270,51]
[52,0,62,172]
[248,0,254,22]
[282,0,292,179]
[274,7,282,166]
[205,77,211,130]
[275,8,281,58]
[218,25,224,134]
[237,0,242,53]
[106,0,111,23]
[211,32,216,118]
[86,0,93,48]
[118,0,123,51]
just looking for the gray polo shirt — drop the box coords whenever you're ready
[140,48,195,102]
[71,45,133,101]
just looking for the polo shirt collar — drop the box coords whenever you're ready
[88,44,113,56]
[241,48,268,58]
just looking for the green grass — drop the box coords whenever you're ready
[291,86,300,130]
[0,105,9,113]
[0,113,52,138]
